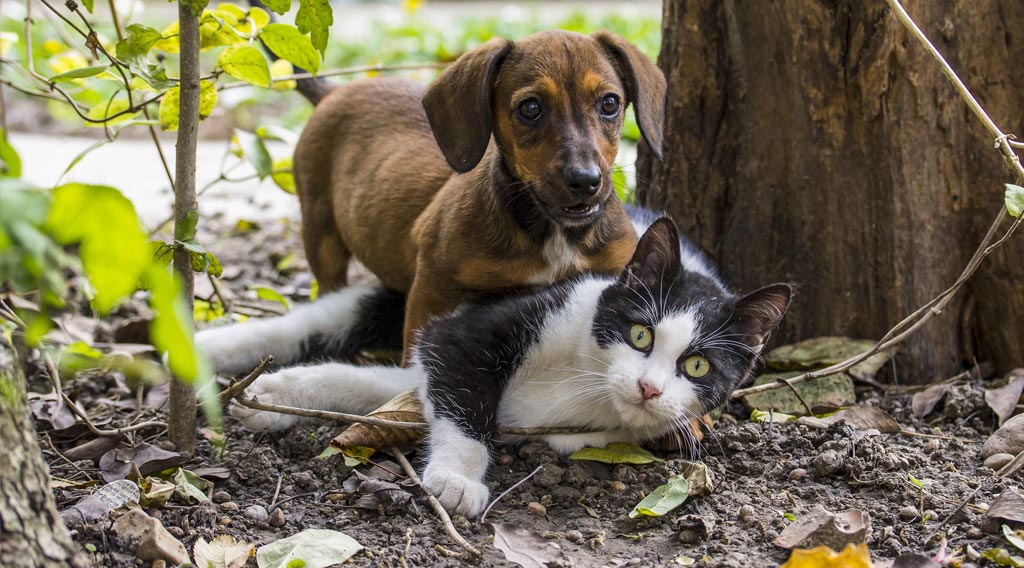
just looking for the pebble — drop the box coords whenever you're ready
[218,516,231,526]
[270,508,286,527]
[967,527,984,539]
[212,491,231,504]
[566,530,584,543]
[534,465,565,487]
[219,502,239,513]
[609,481,627,492]
[678,529,700,544]
[898,506,918,521]
[923,509,937,521]
[528,502,547,517]
[166,526,184,539]
[497,454,513,466]
[626,558,642,566]
[813,450,843,476]
[924,439,941,452]
[738,505,755,521]
[984,453,1014,471]
[788,468,807,481]
[243,505,269,523]
[153,561,166,568]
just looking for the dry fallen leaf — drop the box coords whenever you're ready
[98,442,189,483]
[488,522,564,568]
[911,384,952,418]
[774,506,871,550]
[330,389,423,452]
[796,406,900,434]
[781,543,873,568]
[986,489,1024,525]
[569,442,664,465]
[985,374,1024,426]
[193,535,254,568]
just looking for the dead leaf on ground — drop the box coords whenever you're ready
[171,468,212,504]
[569,442,664,465]
[488,522,564,568]
[911,383,952,418]
[193,534,254,568]
[781,543,872,568]
[797,406,901,434]
[98,443,189,482]
[774,506,871,550]
[60,478,140,524]
[676,461,714,496]
[986,489,1024,525]
[349,470,412,511]
[743,372,855,415]
[29,395,78,432]
[986,374,1024,426]
[192,466,232,481]
[765,336,896,380]
[138,476,175,508]
[329,389,423,452]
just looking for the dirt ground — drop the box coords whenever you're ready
[37,214,1020,567]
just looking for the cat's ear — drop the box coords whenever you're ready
[728,284,794,353]
[619,217,682,291]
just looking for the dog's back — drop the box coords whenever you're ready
[293,77,453,291]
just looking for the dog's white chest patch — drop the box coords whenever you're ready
[530,231,586,285]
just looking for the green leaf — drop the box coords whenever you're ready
[259,23,320,75]
[175,210,199,242]
[568,442,664,465]
[751,409,797,423]
[219,45,271,88]
[296,0,333,57]
[45,184,150,314]
[1006,184,1024,218]
[234,130,273,179]
[271,158,295,194]
[251,284,290,310]
[256,124,300,146]
[256,529,362,568]
[114,25,174,90]
[628,475,690,518]
[1005,525,1024,553]
[261,0,291,15]
[981,548,1024,568]
[148,266,208,381]
[159,81,218,131]
[49,64,109,82]
[315,446,342,460]
[0,128,21,178]
[908,474,932,490]
[82,0,93,12]
[171,468,211,504]
[199,80,218,118]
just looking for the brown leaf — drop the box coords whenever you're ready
[330,390,423,452]
[488,522,564,568]
[98,443,189,483]
[911,383,952,418]
[986,489,1024,524]
[774,506,871,550]
[796,406,901,433]
[985,374,1024,426]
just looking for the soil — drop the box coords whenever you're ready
[34,214,1019,568]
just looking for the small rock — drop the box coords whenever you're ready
[152,561,166,568]
[627,558,642,566]
[738,505,755,521]
[218,516,231,526]
[270,508,286,527]
[165,526,184,539]
[984,453,1014,471]
[967,527,984,539]
[924,439,941,452]
[534,465,565,487]
[157,441,177,452]
[566,530,583,543]
[813,450,843,476]
[982,413,1024,458]
[678,529,700,544]
[212,491,231,504]
[609,481,627,492]
[898,506,918,521]
[923,510,937,521]
[788,468,808,481]
[112,509,188,565]
[497,454,513,466]
[528,502,547,517]
[243,505,269,523]
[219,502,239,513]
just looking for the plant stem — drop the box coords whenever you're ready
[167,0,201,455]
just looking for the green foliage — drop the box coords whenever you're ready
[260,23,321,75]
[296,0,333,57]
[628,475,691,518]
[159,80,218,131]
[219,45,272,88]
[1006,184,1024,218]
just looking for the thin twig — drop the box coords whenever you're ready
[996,449,1024,478]
[779,378,813,416]
[480,465,544,524]
[217,62,449,92]
[235,395,427,431]
[271,473,283,506]
[389,448,481,557]
[60,391,167,437]
[218,355,274,406]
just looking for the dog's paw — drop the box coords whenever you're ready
[228,373,298,432]
[422,465,490,518]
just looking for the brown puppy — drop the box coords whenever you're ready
[292,30,665,355]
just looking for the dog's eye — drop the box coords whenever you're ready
[518,98,542,122]
[599,94,621,118]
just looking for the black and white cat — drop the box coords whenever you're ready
[196,212,792,517]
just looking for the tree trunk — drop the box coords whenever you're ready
[0,349,88,567]
[637,0,1024,382]
[168,0,201,453]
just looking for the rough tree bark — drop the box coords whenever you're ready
[0,349,88,567]
[636,0,1024,382]
[168,0,201,453]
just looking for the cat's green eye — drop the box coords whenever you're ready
[629,324,653,350]
[682,355,711,378]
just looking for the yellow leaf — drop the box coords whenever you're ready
[781,544,873,568]
[47,51,89,77]
[403,0,421,14]
[159,81,217,131]
[271,157,295,193]
[41,39,66,56]
[269,59,296,91]
[153,22,180,53]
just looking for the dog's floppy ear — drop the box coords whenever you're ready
[422,38,513,173]
[593,31,666,160]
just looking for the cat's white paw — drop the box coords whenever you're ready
[195,325,261,376]
[229,372,298,432]
[422,465,490,518]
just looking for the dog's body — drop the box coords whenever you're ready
[293,30,665,353]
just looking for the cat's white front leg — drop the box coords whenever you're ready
[230,371,301,432]
[542,431,628,454]
[421,420,491,517]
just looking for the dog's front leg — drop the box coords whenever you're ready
[402,274,461,364]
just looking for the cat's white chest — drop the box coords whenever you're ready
[529,231,586,285]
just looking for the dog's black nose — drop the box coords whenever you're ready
[564,166,602,197]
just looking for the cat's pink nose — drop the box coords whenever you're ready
[638,380,661,400]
